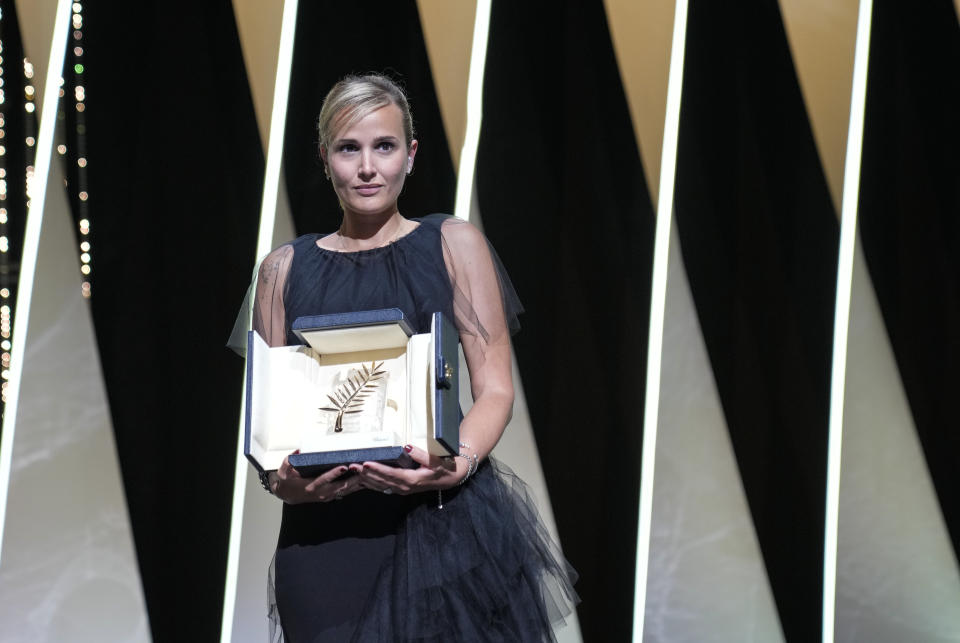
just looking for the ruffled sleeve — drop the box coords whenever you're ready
[252,245,294,347]
[435,215,523,353]
[226,244,294,356]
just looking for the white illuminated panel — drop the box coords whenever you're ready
[0,0,72,566]
[0,2,149,640]
[632,0,688,640]
[822,0,875,641]
[254,0,298,261]
[452,0,491,223]
[221,1,298,641]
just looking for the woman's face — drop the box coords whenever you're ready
[323,103,417,219]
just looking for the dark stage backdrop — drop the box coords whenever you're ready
[82,1,262,640]
[477,2,656,641]
[673,0,839,639]
[81,1,457,641]
[20,0,957,641]
[0,0,31,429]
[858,0,960,563]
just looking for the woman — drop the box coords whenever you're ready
[248,74,576,642]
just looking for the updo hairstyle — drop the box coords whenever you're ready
[317,74,416,155]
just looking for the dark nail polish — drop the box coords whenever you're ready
[403,445,413,453]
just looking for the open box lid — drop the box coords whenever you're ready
[292,308,414,352]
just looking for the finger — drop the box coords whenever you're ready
[403,445,455,473]
[359,461,395,478]
[356,463,392,487]
[278,451,304,480]
[304,476,336,494]
[341,475,363,493]
[324,476,362,501]
[402,444,431,467]
[304,466,349,492]
[358,462,425,488]
[361,462,441,495]
[316,465,350,484]
[358,477,393,493]
[353,464,405,493]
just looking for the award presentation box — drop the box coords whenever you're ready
[245,309,460,477]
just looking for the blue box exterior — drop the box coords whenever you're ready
[244,330,262,473]
[289,446,415,477]
[433,311,460,456]
[291,307,413,344]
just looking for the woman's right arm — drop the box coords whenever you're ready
[252,245,293,348]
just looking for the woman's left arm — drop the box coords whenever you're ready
[352,219,515,492]
[454,320,514,463]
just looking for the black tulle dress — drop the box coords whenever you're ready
[251,215,577,642]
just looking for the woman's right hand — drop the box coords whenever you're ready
[273,452,361,504]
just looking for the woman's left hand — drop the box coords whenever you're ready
[350,444,469,494]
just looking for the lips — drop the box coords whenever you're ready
[354,184,382,196]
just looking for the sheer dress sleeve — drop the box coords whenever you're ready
[252,244,293,346]
[436,215,523,357]
[226,244,293,356]
[252,244,294,348]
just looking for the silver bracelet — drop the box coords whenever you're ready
[469,453,479,477]
[458,441,480,483]
[258,470,274,495]
[456,452,479,485]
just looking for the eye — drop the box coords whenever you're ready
[376,140,396,152]
[336,142,358,153]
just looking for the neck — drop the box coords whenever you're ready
[338,210,408,249]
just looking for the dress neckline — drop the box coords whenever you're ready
[312,220,423,256]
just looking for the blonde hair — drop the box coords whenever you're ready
[317,74,415,154]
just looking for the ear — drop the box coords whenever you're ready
[406,140,418,173]
[319,145,330,176]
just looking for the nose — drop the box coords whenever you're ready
[358,149,375,181]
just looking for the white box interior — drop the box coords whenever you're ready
[248,321,441,472]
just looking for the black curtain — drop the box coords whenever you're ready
[673,0,839,640]
[477,1,656,640]
[858,0,960,563]
[83,1,262,639]
[48,1,960,640]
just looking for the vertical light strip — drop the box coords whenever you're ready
[220,1,298,640]
[452,0,490,223]
[822,0,874,641]
[69,0,93,297]
[254,0,298,260]
[0,8,10,409]
[632,0,688,640]
[0,0,72,567]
